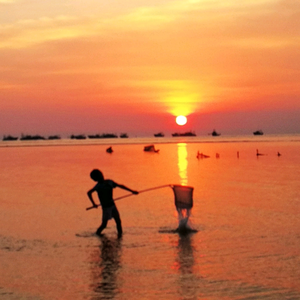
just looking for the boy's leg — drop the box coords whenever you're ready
[113,208,123,237]
[96,220,107,236]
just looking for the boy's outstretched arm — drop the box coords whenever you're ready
[87,188,98,207]
[116,183,139,195]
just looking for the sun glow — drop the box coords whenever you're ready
[176,115,187,126]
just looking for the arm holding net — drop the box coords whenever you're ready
[86,184,171,210]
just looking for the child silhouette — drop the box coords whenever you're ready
[87,169,138,238]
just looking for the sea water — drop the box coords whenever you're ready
[0,134,300,299]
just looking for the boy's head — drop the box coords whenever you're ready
[90,169,104,182]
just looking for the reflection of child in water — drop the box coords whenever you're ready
[87,169,139,238]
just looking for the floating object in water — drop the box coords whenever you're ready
[143,144,159,152]
[197,151,210,159]
[106,146,113,153]
[277,152,281,157]
[256,149,265,156]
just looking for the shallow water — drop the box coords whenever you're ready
[1,135,300,299]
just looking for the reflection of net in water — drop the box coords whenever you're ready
[171,185,194,232]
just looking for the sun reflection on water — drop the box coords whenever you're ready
[177,143,188,186]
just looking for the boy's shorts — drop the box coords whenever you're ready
[102,205,118,221]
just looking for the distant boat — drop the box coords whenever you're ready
[154,132,164,137]
[211,130,221,136]
[120,133,128,138]
[102,133,118,138]
[88,133,118,139]
[48,135,61,140]
[2,135,18,141]
[143,144,159,153]
[172,131,196,137]
[70,134,86,140]
[20,134,45,141]
[253,130,263,135]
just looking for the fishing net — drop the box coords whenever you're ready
[172,184,194,209]
[171,185,194,231]
[86,182,196,233]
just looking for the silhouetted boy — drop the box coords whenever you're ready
[87,169,138,237]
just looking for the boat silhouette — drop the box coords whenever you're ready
[172,131,196,137]
[48,135,61,140]
[211,130,220,136]
[88,133,118,139]
[253,130,263,135]
[20,134,45,140]
[154,132,164,137]
[70,134,86,139]
[2,135,18,141]
[144,144,159,152]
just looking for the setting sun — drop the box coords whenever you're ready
[176,115,187,126]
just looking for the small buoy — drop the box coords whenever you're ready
[256,149,264,156]
[106,147,113,153]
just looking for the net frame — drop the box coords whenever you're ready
[171,184,194,209]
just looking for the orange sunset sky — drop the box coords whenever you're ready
[1,0,300,137]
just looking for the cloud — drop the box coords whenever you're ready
[0,15,101,49]
[1,0,300,127]
[2,0,299,51]
[0,0,18,3]
[0,1,177,49]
